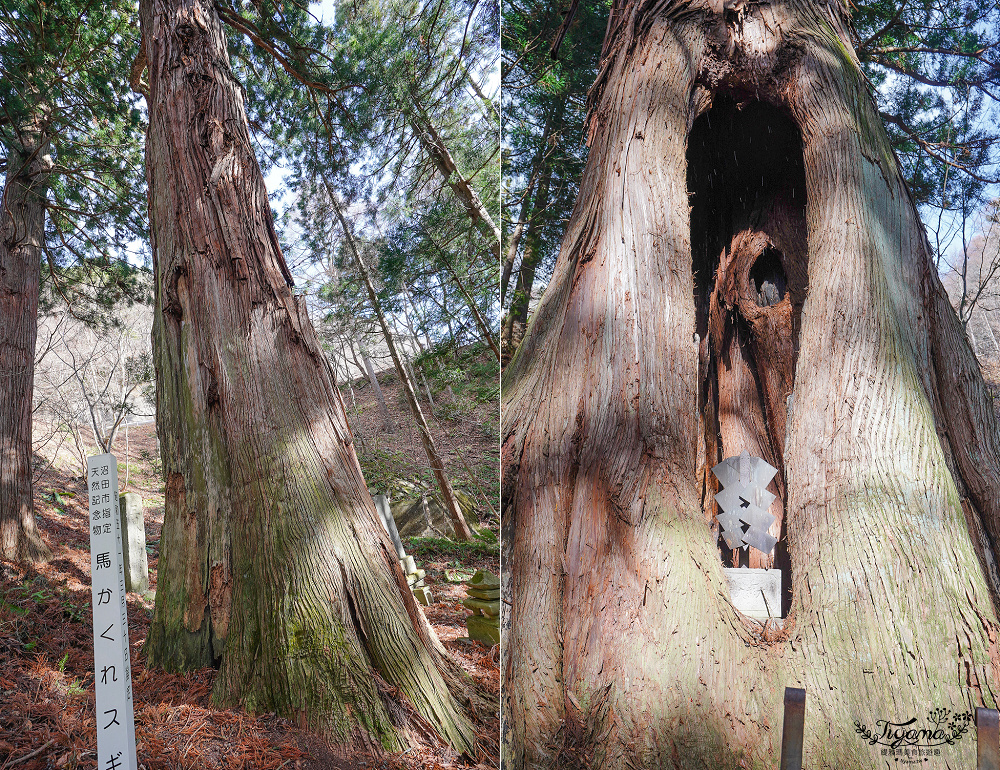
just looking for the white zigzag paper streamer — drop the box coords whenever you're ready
[711,450,778,554]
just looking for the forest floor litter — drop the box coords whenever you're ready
[1,414,499,770]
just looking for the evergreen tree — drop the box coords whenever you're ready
[140,0,479,750]
[500,0,1000,360]
[0,0,148,563]
[502,2,1000,766]
[500,0,607,357]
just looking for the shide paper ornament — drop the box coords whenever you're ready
[712,450,778,554]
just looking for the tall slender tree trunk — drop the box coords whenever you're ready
[407,102,501,258]
[502,2,1000,768]
[346,338,366,377]
[361,349,395,432]
[139,0,473,751]
[339,346,360,414]
[0,138,53,563]
[325,186,475,543]
[403,283,435,352]
[421,370,436,411]
[399,288,425,353]
[502,114,554,305]
[501,161,552,361]
[396,294,437,407]
[435,246,500,361]
[457,58,497,123]
[502,184,533,308]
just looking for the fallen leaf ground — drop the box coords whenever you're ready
[1,424,499,770]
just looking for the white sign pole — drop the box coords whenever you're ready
[86,453,138,770]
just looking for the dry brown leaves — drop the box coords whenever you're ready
[1,443,499,770]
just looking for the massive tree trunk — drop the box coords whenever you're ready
[0,138,53,564]
[140,0,473,752]
[501,1,1000,768]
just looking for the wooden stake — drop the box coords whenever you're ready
[779,687,805,770]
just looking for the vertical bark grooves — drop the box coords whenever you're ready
[140,0,473,752]
[0,140,53,564]
[503,1,1000,768]
[503,14,775,769]
[926,268,1000,602]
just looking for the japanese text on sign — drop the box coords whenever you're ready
[86,454,137,770]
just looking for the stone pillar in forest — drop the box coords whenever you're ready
[118,493,149,594]
[464,570,499,645]
[372,493,433,605]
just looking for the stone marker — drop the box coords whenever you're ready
[445,568,475,583]
[467,584,500,600]
[412,586,433,606]
[465,570,500,645]
[462,596,500,616]
[723,567,782,620]
[372,493,406,559]
[118,493,148,594]
[371,491,433,605]
[392,489,477,539]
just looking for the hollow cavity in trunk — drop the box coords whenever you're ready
[688,94,807,615]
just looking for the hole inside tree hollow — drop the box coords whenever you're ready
[751,248,788,307]
[687,94,806,329]
[686,93,808,619]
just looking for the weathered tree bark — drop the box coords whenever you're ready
[502,1,1000,768]
[140,0,473,752]
[326,190,475,542]
[0,138,53,564]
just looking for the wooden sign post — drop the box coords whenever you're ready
[86,454,137,770]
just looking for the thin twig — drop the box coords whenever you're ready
[2,739,56,769]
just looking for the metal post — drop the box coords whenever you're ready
[977,707,999,770]
[779,687,805,770]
